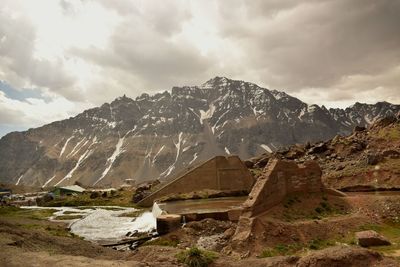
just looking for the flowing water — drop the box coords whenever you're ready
[21,206,156,243]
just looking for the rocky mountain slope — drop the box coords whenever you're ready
[0,77,399,187]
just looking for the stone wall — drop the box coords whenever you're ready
[241,159,323,217]
[138,156,254,206]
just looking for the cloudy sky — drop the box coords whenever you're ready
[1,0,399,137]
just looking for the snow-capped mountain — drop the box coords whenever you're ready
[1,77,399,187]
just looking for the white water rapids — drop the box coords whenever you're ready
[21,206,156,243]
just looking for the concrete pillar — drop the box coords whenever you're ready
[156,214,182,235]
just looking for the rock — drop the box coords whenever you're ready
[382,149,400,159]
[197,234,225,251]
[285,148,305,160]
[156,214,182,235]
[349,142,366,154]
[308,143,327,154]
[297,246,384,267]
[305,142,311,149]
[335,165,345,171]
[353,125,366,132]
[244,160,254,168]
[371,116,397,129]
[365,153,382,165]
[36,193,54,205]
[356,230,391,247]
[132,191,147,203]
[254,157,269,168]
[90,191,100,199]
[223,227,235,239]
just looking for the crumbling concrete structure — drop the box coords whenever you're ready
[241,159,323,217]
[138,156,254,207]
[231,159,344,248]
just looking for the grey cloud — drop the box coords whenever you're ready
[0,108,25,125]
[217,0,400,94]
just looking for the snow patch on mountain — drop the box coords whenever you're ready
[94,131,130,185]
[59,136,74,157]
[200,103,216,122]
[15,175,23,186]
[56,148,93,186]
[43,175,56,188]
[152,145,165,164]
[260,144,272,153]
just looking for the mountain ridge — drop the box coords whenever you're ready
[0,76,399,187]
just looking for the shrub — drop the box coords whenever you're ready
[309,239,322,250]
[315,207,323,214]
[260,248,277,257]
[143,237,179,247]
[176,247,217,267]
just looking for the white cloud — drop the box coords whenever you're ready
[0,90,93,135]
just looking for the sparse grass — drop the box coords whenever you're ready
[176,247,217,267]
[260,235,357,258]
[250,168,263,178]
[54,215,83,220]
[143,237,179,247]
[377,126,400,141]
[0,206,56,220]
[98,207,125,211]
[62,210,80,214]
[260,243,302,257]
[281,194,348,222]
[0,206,81,239]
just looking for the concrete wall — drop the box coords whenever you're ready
[138,156,254,206]
[241,159,323,217]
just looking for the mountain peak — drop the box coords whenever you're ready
[111,94,134,106]
[201,76,231,89]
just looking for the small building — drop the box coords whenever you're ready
[52,185,86,196]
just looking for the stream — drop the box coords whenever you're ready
[21,206,156,243]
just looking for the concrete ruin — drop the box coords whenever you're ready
[231,159,344,246]
[138,156,254,207]
[148,157,344,235]
[241,159,324,217]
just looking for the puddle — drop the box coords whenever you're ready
[157,196,247,214]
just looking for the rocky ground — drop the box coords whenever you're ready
[1,200,399,267]
[1,116,400,266]
[246,115,400,191]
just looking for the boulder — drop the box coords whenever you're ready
[254,157,269,168]
[353,125,366,132]
[244,160,254,168]
[90,191,100,199]
[356,230,391,247]
[365,153,382,165]
[308,143,327,154]
[382,149,400,159]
